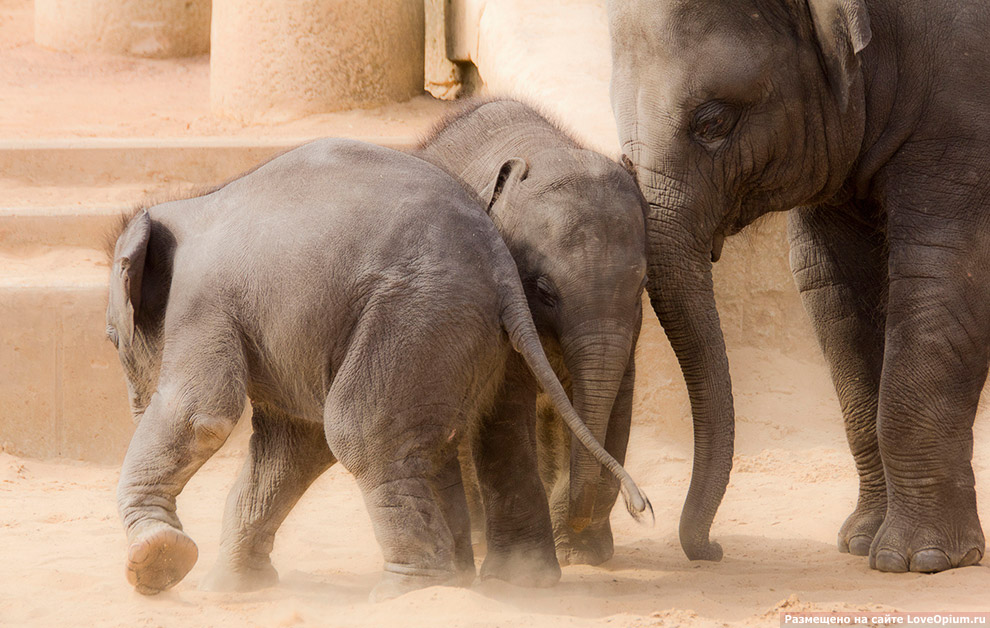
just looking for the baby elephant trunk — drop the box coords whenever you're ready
[562,322,634,533]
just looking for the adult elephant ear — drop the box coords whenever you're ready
[807,0,872,112]
[482,158,528,213]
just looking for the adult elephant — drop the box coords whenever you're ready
[608,0,989,572]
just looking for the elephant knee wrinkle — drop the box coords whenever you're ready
[190,413,236,450]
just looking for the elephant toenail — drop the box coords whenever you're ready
[872,549,909,572]
[959,548,983,568]
[909,549,951,573]
[128,540,151,565]
[847,535,872,557]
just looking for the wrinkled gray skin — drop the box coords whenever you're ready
[416,100,649,566]
[108,139,651,600]
[609,0,989,571]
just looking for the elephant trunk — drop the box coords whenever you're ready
[643,174,734,562]
[561,321,634,533]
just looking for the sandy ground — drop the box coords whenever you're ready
[2,346,988,627]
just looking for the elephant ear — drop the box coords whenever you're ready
[806,0,872,112]
[107,210,151,349]
[481,157,528,214]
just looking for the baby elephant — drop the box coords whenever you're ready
[107,139,650,601]
[417,99,649,566]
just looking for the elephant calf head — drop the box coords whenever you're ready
[417,99,649,560]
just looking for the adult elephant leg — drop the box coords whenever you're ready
[475,353,560,587]
[201,406,335,592]
[870,188,989,573]
[788,204,888,556]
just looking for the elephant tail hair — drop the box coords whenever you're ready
[499,298,654,526]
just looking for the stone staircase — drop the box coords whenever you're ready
[0,137,414,463]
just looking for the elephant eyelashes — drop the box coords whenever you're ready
[536,276,558,308]
[691,101,740,144]
[106,324,119,349]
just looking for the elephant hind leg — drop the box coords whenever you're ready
[475,353,560,588]
[788,204,888,556]
[435,453,477,585]
[201,405,335,592]
[117,325,248,594]
[320,336,472,601]
[125,521,199,595]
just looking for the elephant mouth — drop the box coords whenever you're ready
[710,197,764,262]
[711,232,725,263]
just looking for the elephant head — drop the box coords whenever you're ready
[607,0,872,560]
[484,151,648,536]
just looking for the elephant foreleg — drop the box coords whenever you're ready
[788,203,889,556]
[201,405,335,592]
[553,351,636,566]
[869,183,989,573]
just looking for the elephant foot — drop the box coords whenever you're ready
[555,526,614,566]
[126,523,198,595]
[480,545,561,588]
[869,506,984,573]
[369,564,457,602]
[837,502,885,556]
[453,555,477,587]
[199,558,279,592]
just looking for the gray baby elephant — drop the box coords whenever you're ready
[417,100,649,566]
[107,139,650,601]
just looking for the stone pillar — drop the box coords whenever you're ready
[211,0,425,124]
[34,0,210,58]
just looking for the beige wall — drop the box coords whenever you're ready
[34,0,210,58]
[210,0,425,123]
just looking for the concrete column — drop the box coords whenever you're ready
[34,0,210,58]
[211,0,425,124]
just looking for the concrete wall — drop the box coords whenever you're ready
[33,0,427,121]
[211,0,426,123]
[34,0,211,58]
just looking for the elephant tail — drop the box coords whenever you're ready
[498,296,654,526]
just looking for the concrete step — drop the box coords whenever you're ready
[0,136,419,254]
[0,247,257,463]
[0,247,127,463]
[0,203,129,252]
[0,136,417,186]
[0,135,422,463]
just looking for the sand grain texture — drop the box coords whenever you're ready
[2,346,988,627]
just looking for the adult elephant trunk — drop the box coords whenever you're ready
[561,320,635,533]
[642,171,734,561]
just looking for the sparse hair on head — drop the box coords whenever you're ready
[417,96,585,151]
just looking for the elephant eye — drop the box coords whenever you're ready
[535,276,558,308]
[691,101,740,144]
